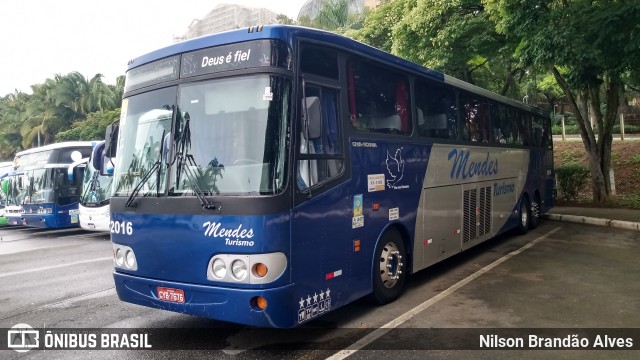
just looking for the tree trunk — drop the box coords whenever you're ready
[551,66,612,204]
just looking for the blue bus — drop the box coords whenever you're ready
[6,142,95,228]
[77,141,114,232]
[108,25,553,328]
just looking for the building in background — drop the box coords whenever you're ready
[297,0,381,20]
[175,4,280,42]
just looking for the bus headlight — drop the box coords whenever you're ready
[231,259,248,280]
[207,253,286,284]
[113,244,137,271]
[125,250,136,269]
[211,258,227,279]
[115,248,125,267]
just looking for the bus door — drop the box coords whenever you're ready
[291,53,349,323]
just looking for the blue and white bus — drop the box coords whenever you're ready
[7,142,95,228]
[108,25,553,328]
[77,141,113,231]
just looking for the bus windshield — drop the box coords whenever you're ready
[24,168,56,204]
[113,75,291,197]
[171,75,290,196]
[81,161,113,207]
[113,87,174,197]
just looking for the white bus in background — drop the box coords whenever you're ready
[77,141,113,231]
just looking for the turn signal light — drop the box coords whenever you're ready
[253,263,268,277]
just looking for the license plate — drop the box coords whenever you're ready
[157,287,185,303]
[87,223,95,229]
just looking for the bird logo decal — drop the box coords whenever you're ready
[386,148,405,188]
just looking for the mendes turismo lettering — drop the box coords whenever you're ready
[202,221,255,247]
[448,148,499,180]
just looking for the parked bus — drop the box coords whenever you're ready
[6,142,94,228]
[78,141,113,231]
[0,161,13,225]
[108,25,553,328]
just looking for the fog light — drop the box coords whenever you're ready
[251,296,268,310]
[211,258,226,279]
[231,259,248,280]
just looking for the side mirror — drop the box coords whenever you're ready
[100,155,115,177]
[104,124,119,158]
[68,159,89,182]
[91,142,106,171]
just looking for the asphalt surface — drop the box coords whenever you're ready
[0,211,639,359]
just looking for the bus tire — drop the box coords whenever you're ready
[516,196,530,235]
[371,228,406,305]
[529,193,540,229]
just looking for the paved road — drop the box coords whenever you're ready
[0,221,639,359]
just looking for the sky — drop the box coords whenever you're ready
[0,0,308,96]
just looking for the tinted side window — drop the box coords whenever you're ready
[301,46,338,79]
[347,60,411,135]
[415,80,458,140]
[460,93,489,143]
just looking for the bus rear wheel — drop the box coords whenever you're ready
[529,194,541,229]
[516,197,530,235]
[371,229,406,305]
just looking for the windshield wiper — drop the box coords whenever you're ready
[175,115,217,210]
[124,130,165,208]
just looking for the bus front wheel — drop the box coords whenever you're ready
[371,228,406,305]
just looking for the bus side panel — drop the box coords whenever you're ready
[417,144,530,265]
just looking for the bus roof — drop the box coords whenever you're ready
[15,141,98,157]
[127,25,545,117]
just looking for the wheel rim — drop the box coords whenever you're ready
[379,241,403,288]
[532,199,540,219]
[521,201,528,227]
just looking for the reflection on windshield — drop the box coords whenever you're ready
[1,175,25,206]
[112,86,175,197]
[22,169,57,204]
[81,161,113,206]
[171,75,290,195]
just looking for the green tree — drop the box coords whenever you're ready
[352,0,529,97]
[485,0,640,204]
[56,109,121,142]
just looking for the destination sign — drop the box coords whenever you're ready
[180,39,291,78]
[124,55,180,93]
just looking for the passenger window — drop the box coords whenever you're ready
[347,60,411,135]
[460,93,489,143]
[415,80,458,139]
[300,46,339,79]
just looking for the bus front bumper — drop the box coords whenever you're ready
[113,271,297,328]
[22,213,79,228]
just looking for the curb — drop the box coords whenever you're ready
[542,214,640,232]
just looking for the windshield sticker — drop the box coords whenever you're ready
[386,148,408,190]
[367,174,385,192]
[263,87,273,101]
[298,288,332,323]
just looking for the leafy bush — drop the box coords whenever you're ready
[552,124,640,135]
[555,163,590,201]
